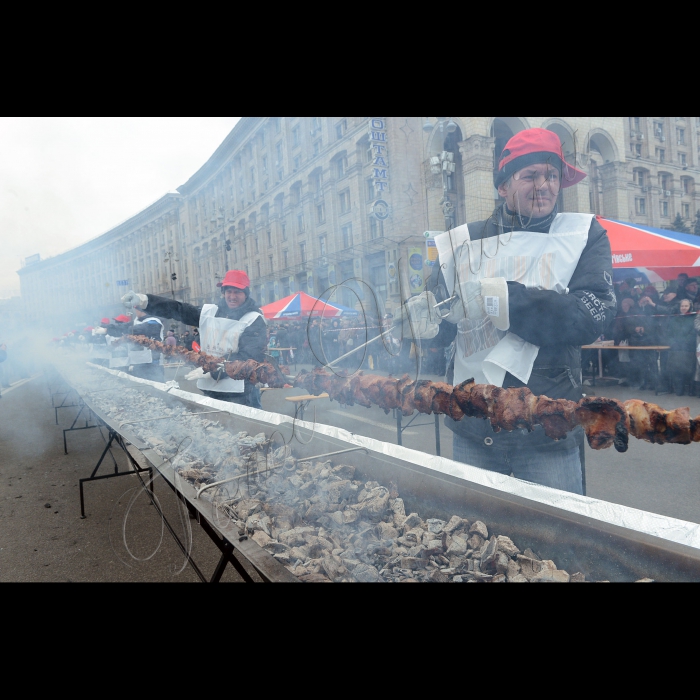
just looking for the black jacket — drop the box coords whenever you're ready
[146,295,267,364]
[430,205,616,445]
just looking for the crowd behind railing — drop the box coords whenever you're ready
[597,273,700,396]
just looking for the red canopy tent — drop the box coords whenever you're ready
[600,216,700,283]
[261,292,358,321]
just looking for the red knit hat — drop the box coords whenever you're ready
[113,315,132,324]
[217,270,251,290]
[496,128,587,189]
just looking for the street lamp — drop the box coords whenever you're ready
[425,118,459,230]
[164,251,180,301]
[219,207,233,270]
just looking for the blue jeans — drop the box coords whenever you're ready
[453,429,584,495]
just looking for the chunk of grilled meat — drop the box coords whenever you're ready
[625,400,692,446]
[575,397,630,453]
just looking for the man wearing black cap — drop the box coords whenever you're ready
[122,271,267,408]
[430,128,616,496]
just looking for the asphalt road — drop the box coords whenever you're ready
[1,364,699,582]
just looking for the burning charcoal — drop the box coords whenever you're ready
[377,523,399,541]
[636,579,655,584]
[506,560,522,582]
[444,516,464,535]
[401,557,428,571]
[491,574,507,584]
[321,556,344,581]
[265,542,291,556]
[429,570,449,583]
[354,564,381,583]
[524,548,541,561]
[290,546,310,561]
[343,510,359,525]
[531,569,571,584]
[354,488,391,522]
[482,539,510,576]
[246,514,272,536]
[468,534,485,552]
[333,465,356,480]
[470,521,489,540]
[446,536,468,558]
[299,573,332,584]
[517,556,545,582]
[497,536,521,559]
[571,573,588,583]
[236,499,262,521]
[509,575,530,583]
[427,519,447,535]
[472,573,494,582]
[427,540,443,551]
[252,531,273,548]
[402,513,423,530]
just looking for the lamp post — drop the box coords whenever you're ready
[220,207,232,271]
[164,251,179,301]
[423,117,459,230]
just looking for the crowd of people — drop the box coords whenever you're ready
[606,273,700,396]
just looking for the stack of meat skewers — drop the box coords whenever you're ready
[120,336,291,388]
[292,369,700,453]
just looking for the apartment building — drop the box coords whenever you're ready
[20,117,698,330]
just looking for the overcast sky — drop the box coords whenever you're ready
[0,117,241,299]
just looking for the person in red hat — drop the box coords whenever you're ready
[121,270,267,408]
[428,128,616,496]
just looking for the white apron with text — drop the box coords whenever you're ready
[197,305,263,394]
[435,213,594,387]
[129,317,165,365]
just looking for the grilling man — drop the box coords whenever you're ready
[122,270,267,408]
[429,128,616,495]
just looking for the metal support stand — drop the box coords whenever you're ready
[79,428,154,520]
[54,388,80,425]
[396,411,442,457]
[63,403,104,455]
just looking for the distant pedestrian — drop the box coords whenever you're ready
[165,331,178,348]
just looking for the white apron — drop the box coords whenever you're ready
[129,317,165,365]
[106,334,129,369]
[435,213,594,388]
[197,305,264,394]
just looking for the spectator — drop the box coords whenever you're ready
[668,273,690,297]
[276,324,290,364]
[182,331,193,351]
[192,329,200,349]
[165,331,178,348]
[694,313,700,397]
[665,299,697,396]
[682,278,699,306]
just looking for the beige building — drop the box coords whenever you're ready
[19,117,700,331]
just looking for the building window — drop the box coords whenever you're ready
[339,189,351,214]
[267,230,272,247]
[297,213,305,233]
[636,198,647,216]
[294,155,302,171]
[319,236,327,257]
[283,250,289,267]
[317,203,326,224]
[300,242,307,264]
[292,126,301,149]
[342,223,353,249]
[336,120,348,140]
[661,201,669,217]
[281,222,288,241]
[370,217,384,239]
[336,157,348,179]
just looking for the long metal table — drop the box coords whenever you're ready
[56,363,700,583]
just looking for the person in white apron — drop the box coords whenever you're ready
[121,270,268,408]
[429,128,617,495]
[105,315,133,370]
[129,312,166,383]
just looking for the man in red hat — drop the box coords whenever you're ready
[121,270,267,408]
[429,128,616,495]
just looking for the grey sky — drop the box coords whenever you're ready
[0,117,241,299]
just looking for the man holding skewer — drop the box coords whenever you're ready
[122,270,267,408]
[429,129,617,495]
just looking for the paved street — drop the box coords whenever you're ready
[1,366,699,582]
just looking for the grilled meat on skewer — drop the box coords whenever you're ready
[575,397,630,452]
[625,400,692,446]
[123,336,290,388]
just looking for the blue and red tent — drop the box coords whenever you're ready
[262,292,358,320]
[600,216,700,283]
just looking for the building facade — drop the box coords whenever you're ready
[19,116,700,331]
